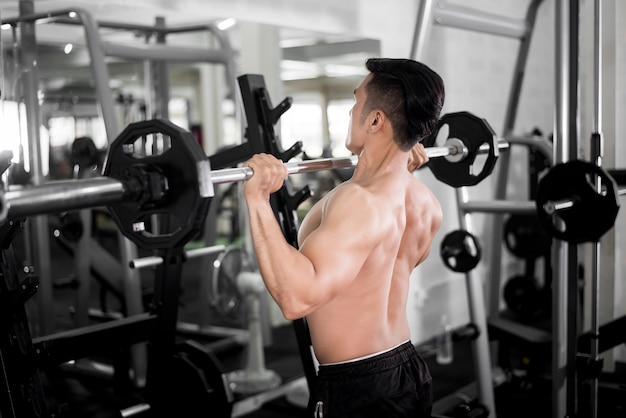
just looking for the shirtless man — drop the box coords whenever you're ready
[243,58,444,417]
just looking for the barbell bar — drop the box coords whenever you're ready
[129,244,226,269]
[1,177,124,221]
[542,188,626,215]
[0,137,510,224]
[209,139,509,185]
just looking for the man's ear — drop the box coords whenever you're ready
[368,110,385,133]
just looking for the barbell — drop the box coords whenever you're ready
[0,115,505,249]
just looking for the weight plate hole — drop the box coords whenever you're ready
[434,123,449,147]
[133,212,183,238]
[470,146,488,177]
[126,133,173,159]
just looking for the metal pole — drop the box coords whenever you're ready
[209,140,509,185]
[74,9,121,142]
[129,245,225,269]
[410,0,435,61]
[487,0,544,318]
[553,0,579,416]
[588,1,603,416]
[502,0,544,135]
[151,17,170,120]
[432,3,528,39]
[101,43,233,63]
[593,1,602,138]
[4,177,124,219]
[18,0,55,335]
[206,24,243,148]
[460,200,536,214]
[456,187,497,417]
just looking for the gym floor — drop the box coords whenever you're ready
[11,228,623,418]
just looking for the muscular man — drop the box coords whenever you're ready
[243,58,444,417]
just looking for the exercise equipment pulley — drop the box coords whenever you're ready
[0,115,509,247]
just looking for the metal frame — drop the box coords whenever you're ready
[413,2,619,417]
[410,1,547,416]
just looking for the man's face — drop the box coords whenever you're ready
[345,73,372,154]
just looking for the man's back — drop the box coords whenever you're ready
[299,167,442,364]
[243,57,445,417]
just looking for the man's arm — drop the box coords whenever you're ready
[243,154,381,320]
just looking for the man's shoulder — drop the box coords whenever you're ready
[322,182,380,221]
[328,181,375,204]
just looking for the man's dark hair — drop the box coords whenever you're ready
[363,58,445,151]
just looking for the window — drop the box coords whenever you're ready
[280,95,324,157]
[327,99,353,157]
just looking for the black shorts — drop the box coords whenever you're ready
[309,341,432,417]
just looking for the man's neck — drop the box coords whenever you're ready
[353,138,407,180]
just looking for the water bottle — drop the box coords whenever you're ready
[436,314,453,365]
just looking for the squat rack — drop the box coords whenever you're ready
[411,1,546,416]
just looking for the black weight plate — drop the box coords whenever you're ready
[210,247,253,322]
[503,214,551,259]
[535,160,620,243]
[59,212,84,242]
[103,119,212,250]
[440,229,481,273]
[70,136,100,169]
[503,275,548,322]
[423,112,498,187]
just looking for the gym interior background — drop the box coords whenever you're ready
[1,0,625,417]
